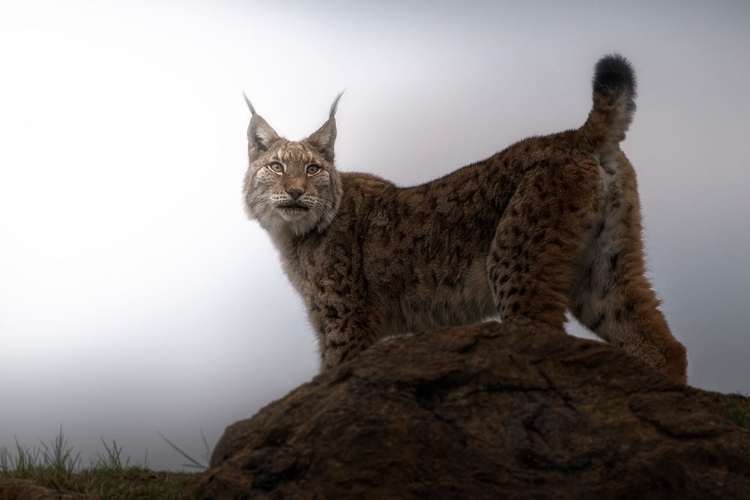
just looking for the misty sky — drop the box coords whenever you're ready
[1,0,749,471]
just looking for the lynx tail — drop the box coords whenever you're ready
[582,54,637,147]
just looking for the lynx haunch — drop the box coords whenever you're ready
[243,54,688,384]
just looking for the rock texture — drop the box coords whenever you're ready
[184,321,750,500]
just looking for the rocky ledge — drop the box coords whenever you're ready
[184,321,750,500]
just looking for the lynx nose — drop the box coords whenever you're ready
[286,188,304,200]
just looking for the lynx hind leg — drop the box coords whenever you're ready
[487,158,604,330]
[570,152,687,383]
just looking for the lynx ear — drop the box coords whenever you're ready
[305,118,337,163]
[248,115,281,161]
[244,94,281,161]
[304,92,343,163]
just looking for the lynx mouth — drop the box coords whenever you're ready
[278,202,310,212]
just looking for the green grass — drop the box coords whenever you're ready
[0,428,201,500]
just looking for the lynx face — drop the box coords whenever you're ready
[242,95,344,236]
[244,141,343,235]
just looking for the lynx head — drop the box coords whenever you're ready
[243,93,344,236]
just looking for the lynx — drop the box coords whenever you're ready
[243,54,688,384]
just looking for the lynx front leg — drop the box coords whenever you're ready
[570,154,687,383]
[487,160,604,329]
[308,294,384,370]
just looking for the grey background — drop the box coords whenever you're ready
[1,0,748,471]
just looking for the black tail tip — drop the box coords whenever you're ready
[593,53,637,102]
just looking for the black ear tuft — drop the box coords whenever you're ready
[243,92,257,115]
[329,91,344,119]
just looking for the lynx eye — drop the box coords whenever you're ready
[306,164,321,175]
[267,162,284,174]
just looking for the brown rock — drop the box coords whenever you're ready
[184,321,750,500]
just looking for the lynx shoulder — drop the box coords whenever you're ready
[242,54,687,384]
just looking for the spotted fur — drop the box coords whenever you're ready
[243,54,687,384]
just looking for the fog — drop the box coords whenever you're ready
[1,0,749,470]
